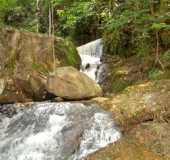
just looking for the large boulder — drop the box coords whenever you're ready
[87,140,164,160]
[46,67,102,100]
[0,28,81,103]
[88,79,170,160]
[93,79,170,129]
[87,121,170,160]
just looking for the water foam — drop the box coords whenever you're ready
[0,102,121,160]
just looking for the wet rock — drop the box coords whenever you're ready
[46,67,103,100]
[87,121,170,160]
[0,104,17,118]
[86,137,165,160]
[54,97,64,102]
[93,79,170,129]
[127,121,170,159]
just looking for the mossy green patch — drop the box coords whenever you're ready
[111,79,131,93]
[148,68,170,80]
[32,63,49,76]
[55,38,81,69]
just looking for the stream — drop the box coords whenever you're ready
[0,39,121,160]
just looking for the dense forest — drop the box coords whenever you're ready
[1,0,170,69]
[0,0,170,50]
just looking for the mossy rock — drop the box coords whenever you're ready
[54,38,81,69]
[94,79,170,129]
[0,27,81,103]
[111,79,131,93]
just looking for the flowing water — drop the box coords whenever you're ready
[0,39,121,160]
[0,102,121,160]
[77,39,104,82]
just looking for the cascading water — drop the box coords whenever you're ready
[77,39,104,82]
[0,102,121,160]
[0,39,121,160]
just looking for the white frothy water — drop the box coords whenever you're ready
[72,113,121,160]
[0,102,121,160]
[77,39,103,82]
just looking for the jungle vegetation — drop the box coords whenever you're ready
[0,0,170,68]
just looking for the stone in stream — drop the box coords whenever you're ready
[46,67,103,100]
[0,28,81,103]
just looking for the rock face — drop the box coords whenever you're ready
[0,28,81,103]
[87,121,170,160]
[127,121,170,159]
[93,79,170,128]
[89,79,170,160]
[46,67,103,100]
[86,131,167,160]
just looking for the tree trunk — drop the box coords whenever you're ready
[155,31,164,70]
[49,4,52,36]
[36,0,40,32]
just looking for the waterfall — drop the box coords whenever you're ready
[77,39,104,82]
[0,102,121,160]
[77,39,103,57]
[0,39,121,160]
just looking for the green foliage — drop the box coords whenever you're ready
[0,0,38,31]
[1,0,170,60]
[148,68,164,80]
[56,0,102,44]
[151,22,170,31]
[161,49,170,62]
[111,79,130,93]
[54,38,81,68]
[0,0,16,25]
[0,0,103,44]
[63,39,81,68]
[32,63,49,75]
[0,0,16,10]
[103,0,170,58]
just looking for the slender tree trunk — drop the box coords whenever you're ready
[36,0,40,32]
[52,4,54,35]
[155,31,164,70]
[150,1,154,15]
[159,0,166,14]
[49,2,56,72]
[49,4,52,36]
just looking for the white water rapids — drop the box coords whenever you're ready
[0,102,121,160]
[0,39,121,160]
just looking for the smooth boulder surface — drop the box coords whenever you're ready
[86,134,166,160]
[89,79,170,160]
[87,121,169,160]
[93,79,170,128]
[0,28,81,103]
[46,67,103,100]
